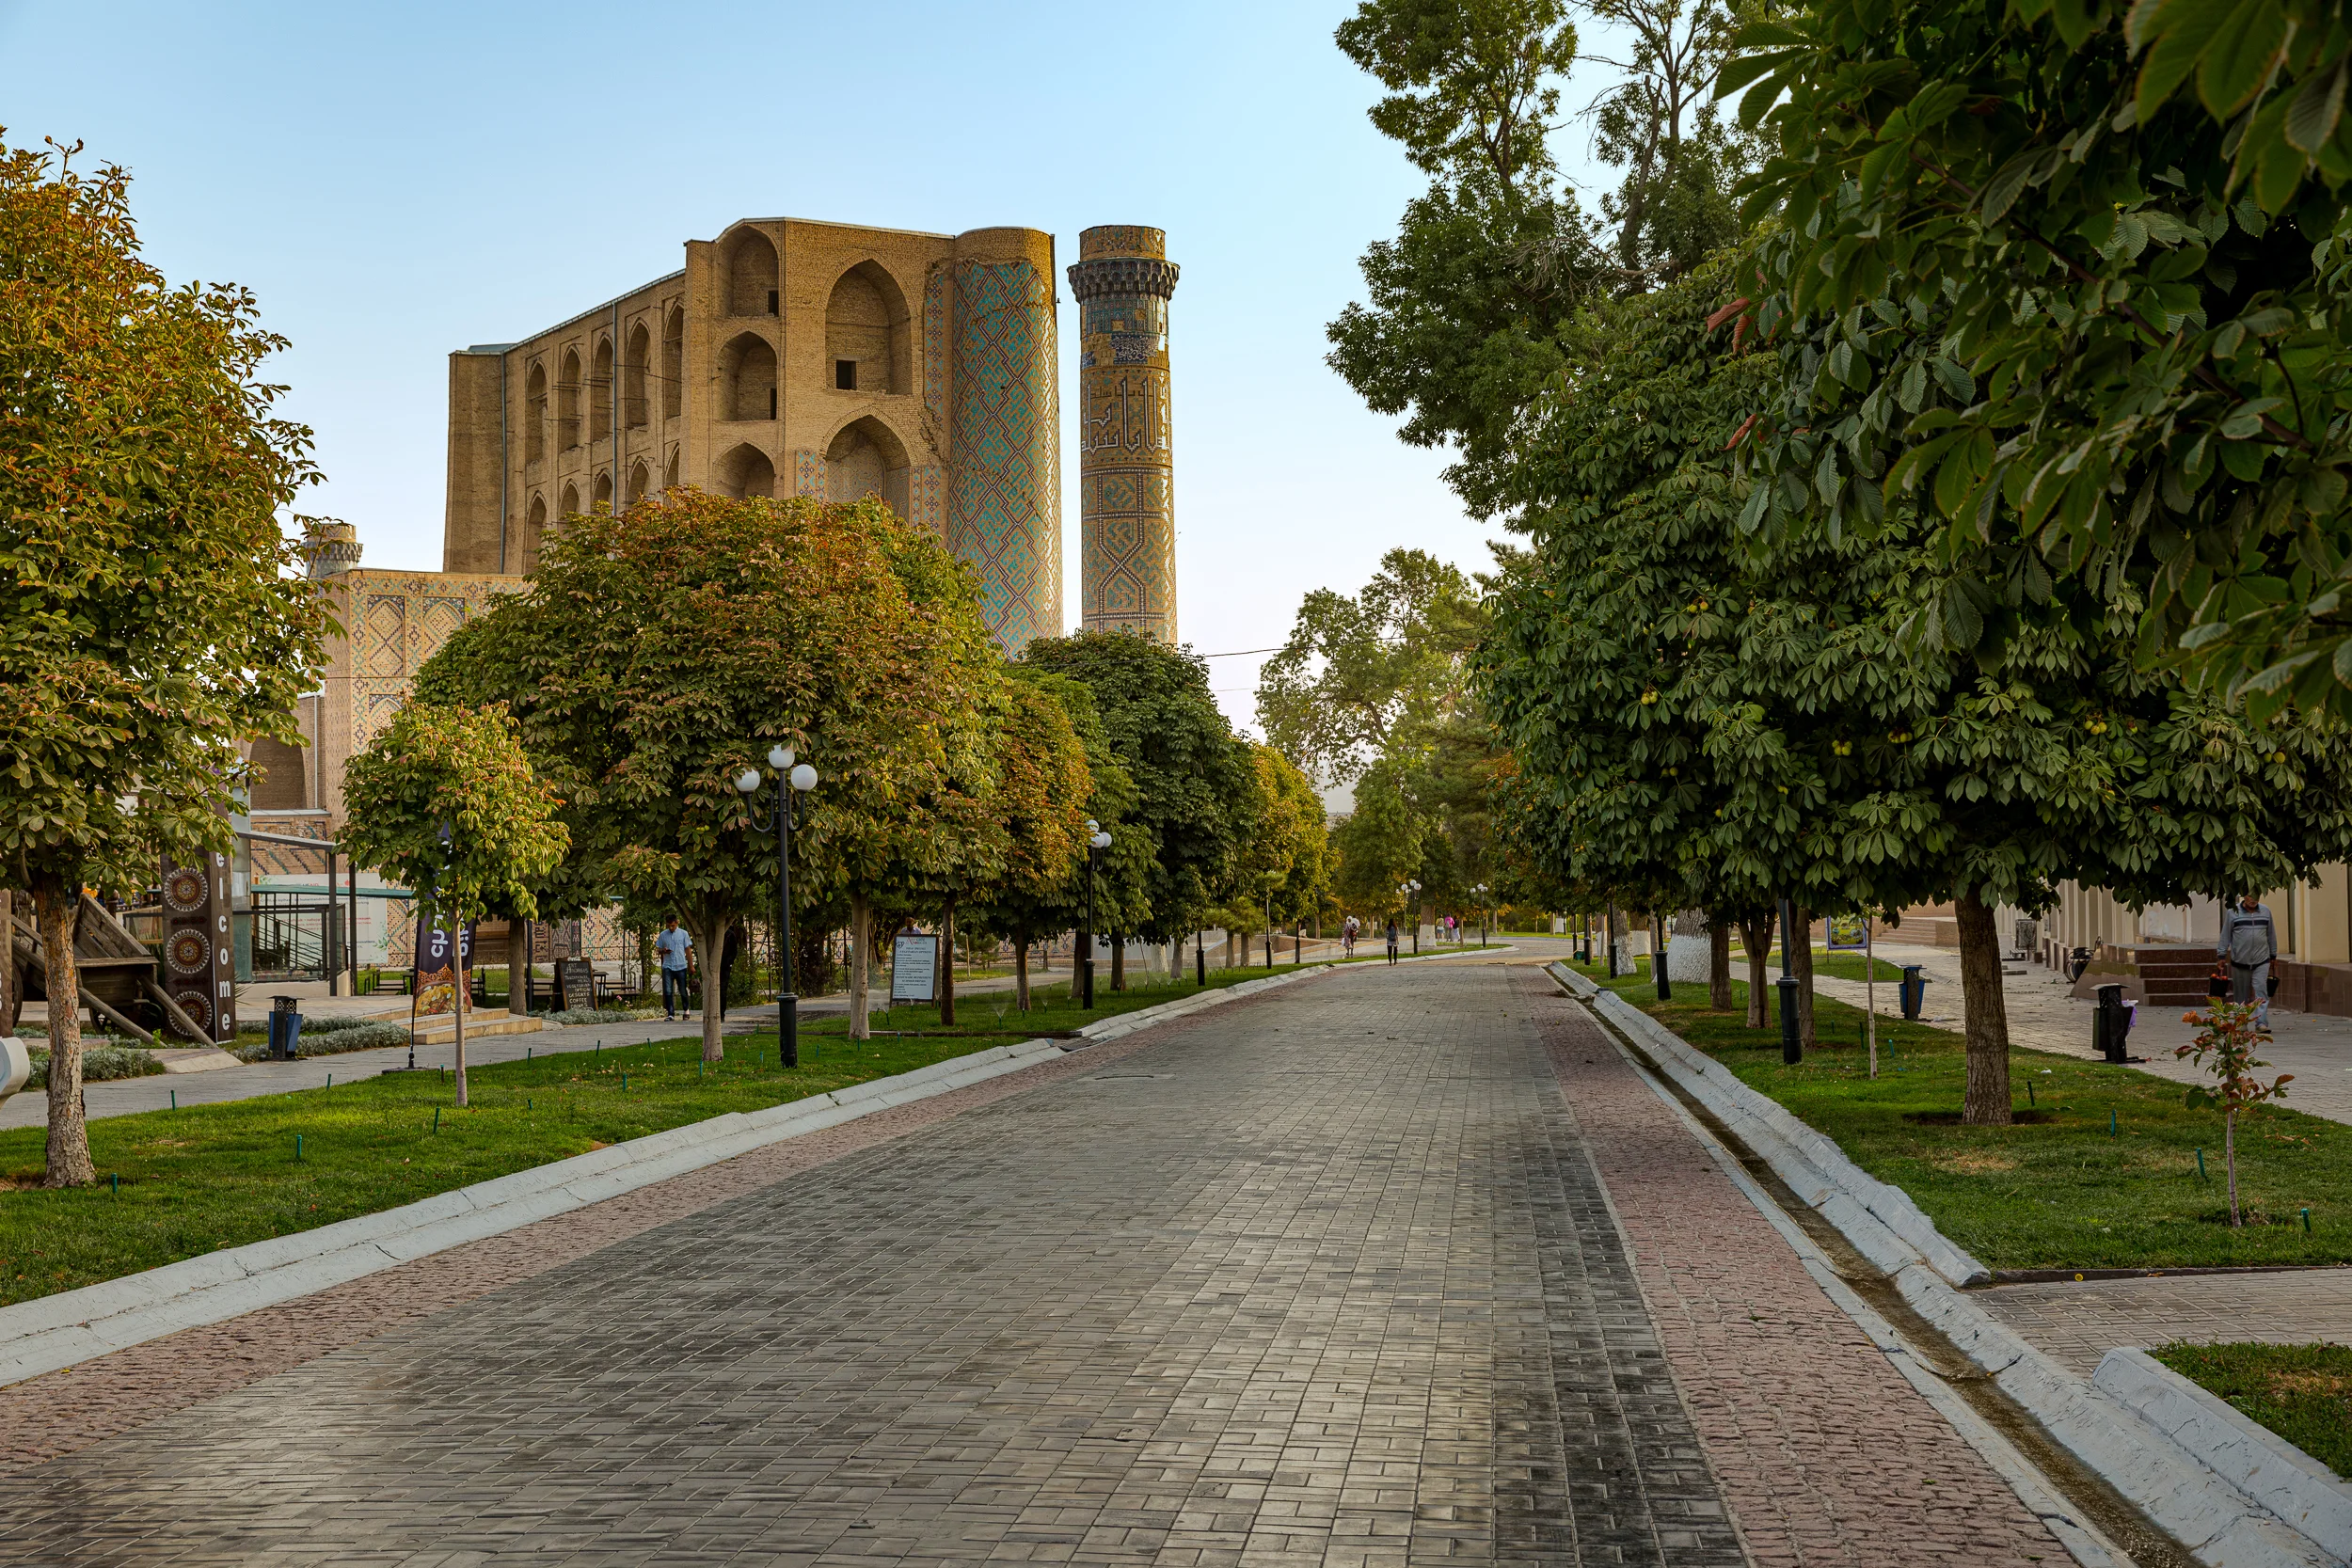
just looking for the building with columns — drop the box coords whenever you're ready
[442,218,1063,655]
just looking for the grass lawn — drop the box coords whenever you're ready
[0,962,1321,1308]
[1569,961,2352,1271]
[2153,1343,2352,1478]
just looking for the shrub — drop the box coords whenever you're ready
[24,1045,165,1090]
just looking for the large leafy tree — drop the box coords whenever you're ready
[1584,0,1755,285]
[341,703,567,1105]
[1329,0,1602,515]
[417,492,996,1061]
[1725,0,2352,720]
[0,135,334,1186]
[1020,633,1255,947]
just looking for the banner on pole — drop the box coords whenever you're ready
[1825,913,1869,952]
[413,912,476,1021]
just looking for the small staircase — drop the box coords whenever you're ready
[2076,942,2213,1004]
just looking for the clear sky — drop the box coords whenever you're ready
[0,0,1611,731]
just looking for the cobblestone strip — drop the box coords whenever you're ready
[1977,1268,2352,1375]
[1529,973,2075,1567]
[0,1022,1185,1478]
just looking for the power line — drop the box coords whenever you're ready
[1199,645,1283,657]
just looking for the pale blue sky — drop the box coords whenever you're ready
[0,0,1615,729]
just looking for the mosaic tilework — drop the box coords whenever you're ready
[909,462,946,537]
[791,450,827,499]
[947,261,1059,655]
[1070,227,1179,643]
[338,575,521,755]
[922,266,947,428]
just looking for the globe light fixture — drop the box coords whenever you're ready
[739,747,818,1066]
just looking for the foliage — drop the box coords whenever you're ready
[2177,1000,2296,1227]
[1235,744,1331,927]
[1329,0,1602,515]
[1331,759,1429,918]
[963,675,1098,1003]
[342,703,568,931]
[1725,0,2352,720]
[24,1045,161,1090]
[417,491,1002,1060]
[1019,632,1256,942]
[1584,0,1756,284]
[0,132,336,1186]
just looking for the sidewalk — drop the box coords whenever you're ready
[1977,1267,2352,1375]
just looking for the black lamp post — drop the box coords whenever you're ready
[1654,912,1673,1001]
[1081,819,1109,1008]
[735,746,818,1069]
[1404,880,1422,954]
[1474,884,1489,948]
[1777,895,1803,1064]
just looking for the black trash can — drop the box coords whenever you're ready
[1899,965,1929,1021]
[267,995,303,1062]
[2094,982,2131,1063]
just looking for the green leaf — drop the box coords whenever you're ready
[2285,57,2349,153]
[1715,49,1798,98]
[1981,150,2045,223]
[1941,578,1985,647]
[2199,0,2289,119]
[2137,0,2234,117]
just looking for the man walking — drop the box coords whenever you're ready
[1385,917,1400,966]
[656,916,693,1021]
[2218,894,2278,1030]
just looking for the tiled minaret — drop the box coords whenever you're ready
[1069,226,1179,641]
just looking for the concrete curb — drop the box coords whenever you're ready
[1554,960,2339,1568]
[2094,1348,2352,1563]
[0,1035,1068,1390]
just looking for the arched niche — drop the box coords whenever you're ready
[560,481,580,516]
[628,461,650,505]
[825,261,911,395]
[826,415,910,515]
[525,363,548,463]
[721,332,777,422]
[590,338,613,443]
[592,471,613,513]
[715,443,776,499]
[724,228,779,318]
[625,324,650,429]
[527,491,548,542]
[663,447,680,491]
[247,736,308,812]
[660,307,684,420]
[557,350,581,450]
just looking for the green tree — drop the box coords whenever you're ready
[1332,759,1429,923]
[958,681,1092,1014]
[0,135,336,1186]
[341,703,568,1105]
[1019,633,1255,951]
[1329,0,1601,515]
[1725,0,2352,720]
[1583,0,1755,285]
[1235,744,1332,938]
[417,491,997,1062]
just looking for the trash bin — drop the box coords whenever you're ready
[2094,983,2130,1063]
[1899,965,1929,1021]
[267,994,303,1062]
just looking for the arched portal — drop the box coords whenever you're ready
[725,228,779,317]
[824,261,911,394]
[721,332,777,422]
[557,351,581,450]
[714,443,775,499]
[826,416,911,515]
[560,481,579,516]
[592,471,613,513]
[590,338,613,443]
[628,461,650,504]
[660,307,684,420]
[663,447,680,491]
[625,323,650,428]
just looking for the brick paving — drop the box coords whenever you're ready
[1528,971,2071,1568]
[1976,1268,2352,1374]
[0,961,1759,1566]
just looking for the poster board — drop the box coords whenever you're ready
[890,933,938,1004]
[1825,914,1869,952]
[556,958,595,1013]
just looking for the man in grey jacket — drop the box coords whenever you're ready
[2217,895,2278,1029]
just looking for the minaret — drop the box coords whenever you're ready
[1068,226,1179,641]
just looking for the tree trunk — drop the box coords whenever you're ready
[0,889,14,1035]
[685,908,723,1064]
[1792,906,1816,1049]
[849,890,871,1041]
[940,897,958,1026]
[1111,936,1125,992]
[2225,1106,2241,1227]
[1740,911,1775,1029]
[1708,918,1732,1011]
[1015,940,1031,1011]
[35,879,94,1187]
[1957,892,2012,1126]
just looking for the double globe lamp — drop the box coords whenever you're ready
[734,746,818,1066]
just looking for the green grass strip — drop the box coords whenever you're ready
[2152,1342,2352,1479]
[1572,961,2352,1272]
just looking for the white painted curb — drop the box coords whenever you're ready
[2095,1348,2352,1563]
[1554,960,2339,1568]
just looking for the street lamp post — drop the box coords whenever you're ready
[1081,820,1109,1008]
[1474,884,1489,948]
[735,746,818,1069]
[1407,880,1422,955]
[1777,895,1803,1064]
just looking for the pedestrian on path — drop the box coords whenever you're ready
[2218,893,2278,1029]
[1385,918,1399,965]
[656,917,693,1021]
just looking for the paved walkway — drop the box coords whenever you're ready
[0,953,2080,1566]
[1976,1269,2352,1374]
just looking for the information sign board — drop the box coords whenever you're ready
[889,933,937,1004]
